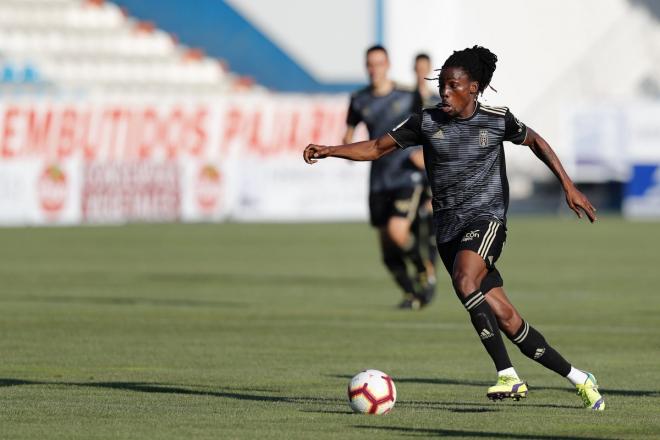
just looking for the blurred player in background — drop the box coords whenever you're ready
[304,45,604,410]
[344,45,436,309]
[414,53,441,107]
[412,52,441,296]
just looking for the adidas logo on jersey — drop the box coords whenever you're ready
[480,329,494,340]
[432,129,444,140]
[534,348,546,359]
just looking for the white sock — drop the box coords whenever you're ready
[497,367,520,379]
[566,367,589,385]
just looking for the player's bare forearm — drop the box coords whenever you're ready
[303,135,397,164]
[342,126,355,145]
[523,127,597,222]
[524,128,573,190]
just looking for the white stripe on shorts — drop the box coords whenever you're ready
[480,222,500,259]
[477,221,500,258]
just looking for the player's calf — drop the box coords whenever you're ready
[507,321,571,377]
[460,289,513,372]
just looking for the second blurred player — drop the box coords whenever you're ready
[344,45,436,309]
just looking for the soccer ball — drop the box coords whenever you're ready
[347,369,397,414]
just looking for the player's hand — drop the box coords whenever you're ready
[303,144,330,164]
[565,185,597,222]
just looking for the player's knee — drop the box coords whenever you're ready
[387,218,412,249]
[480,269,503,294]
[452,271,479,297]
[388,229,410,249]
[392,235,409,250]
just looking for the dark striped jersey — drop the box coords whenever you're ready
[347,85,422,193]
[388,102,528,243]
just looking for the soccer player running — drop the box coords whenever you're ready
[304,46,604,410]
[344,45,436,309]
[412,53,441,291]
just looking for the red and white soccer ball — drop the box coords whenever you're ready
[347,369,397,415]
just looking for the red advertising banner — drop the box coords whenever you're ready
[0,95,365,225]
[0,102,210,161]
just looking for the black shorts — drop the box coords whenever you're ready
[437,219,506,292]
[369,185,426,227]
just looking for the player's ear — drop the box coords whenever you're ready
[469,81,479,95]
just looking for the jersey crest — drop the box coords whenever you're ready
[479,129,489,147]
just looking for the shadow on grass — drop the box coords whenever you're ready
[401,400,577,410]
[0,295,244,309]
[354,425,618,440]
[0,378,340,405]
[300,409,354,415]
[446,407,498,413]
[145,272,378,288]
[0,378,503,415]
[333,374,660,398]
[532,385,659,398]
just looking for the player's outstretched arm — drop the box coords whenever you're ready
[523,127,597,222]
[303,134,398,164]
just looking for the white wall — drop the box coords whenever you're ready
[226,0,375,83]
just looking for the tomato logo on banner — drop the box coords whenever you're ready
[195,164,222,213]
[37,163,67,217]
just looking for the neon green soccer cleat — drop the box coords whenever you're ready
[576,372,605,411]
[487,376,528,401]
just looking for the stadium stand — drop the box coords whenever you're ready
[0,0,256,95]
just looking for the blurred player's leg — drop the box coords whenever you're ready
[379,228,418,308]
[412,194,437,306]
[387,188,434,308]
[372,192,419,308]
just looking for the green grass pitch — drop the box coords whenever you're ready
[0,218,658,439]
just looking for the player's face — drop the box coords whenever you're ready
[366,50,389,85]
[414,58,430,81]
[438,67,478,118]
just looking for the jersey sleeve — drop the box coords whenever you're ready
[503,109,528,144]
[346,96,362,127]
[388,112,423,149]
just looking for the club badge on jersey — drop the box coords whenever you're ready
[479,129,489,147]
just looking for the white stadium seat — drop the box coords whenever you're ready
[0,0,247,94]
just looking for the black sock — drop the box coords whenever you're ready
[461,290,512,371]
[382,245,415,296]
[413,210,437,269]
[402,237,427,276]
[508,321,571,377]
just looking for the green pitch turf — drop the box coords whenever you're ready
[0,218,658,439]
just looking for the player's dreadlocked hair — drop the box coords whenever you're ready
[441,46,498,94]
